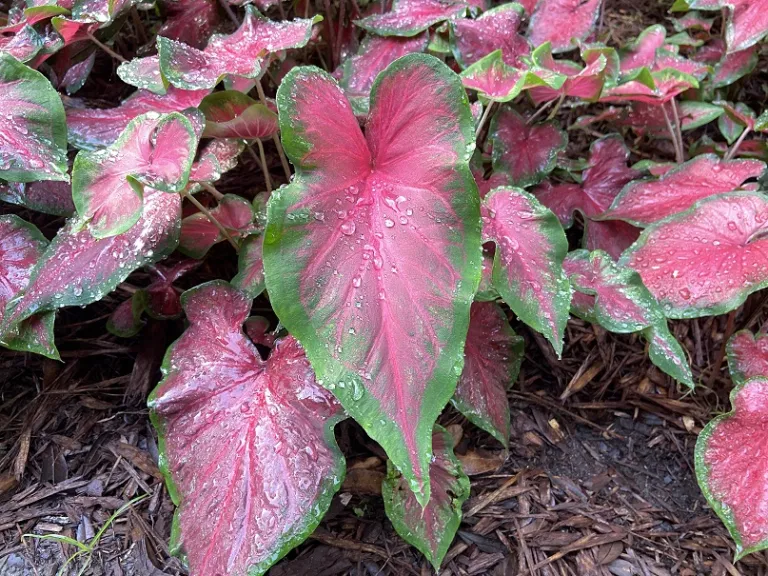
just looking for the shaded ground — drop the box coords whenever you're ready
[2,0,768,574]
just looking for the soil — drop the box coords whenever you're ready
[2,0,768,575]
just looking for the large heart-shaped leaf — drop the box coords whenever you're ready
[158,7,320,90]
[460,49,566,102]
[527,0,603,53]
[4,187,181,327]
[0,180,74,216]
[482,187,571,355]
[695,376,768,560]
[264,54,481,505]
[564,249,693,386]
[728,330,768,385]
[354,0,468,37]
[149,281,345,576]
[382,425,470,570]
[0,53,68,182]
[200,90,279,140]
[72,112,198,238]
[489,107,566,188]
[720,0,768,53]
[66,88,208,150]
[452,301,524,445]
[535,135,641,259]
[337,33,429,116]
[619,24,666,72]
[158,0,220,49]
[601,155,765,227]
[621,192,768,318]
[449,3,530,68]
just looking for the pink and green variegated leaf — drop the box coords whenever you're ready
[148,281,345,576]
[621,192,768,319]
[527,43,610,104]
[71,0,137,25]
[0,53,68,182]
[158,0,220,49]
[2,312,58,358]
[716,101,755,141]
[460,49,566,102]
[117,56,167,95]
[583,218,639,261]
[144,260,199,319]
[527,0,603,53]
[382,425,470,570]
[695,376,768,560]
[535,135,640,225]
[179,194,255,258]
[107,290,147,337]
[232,234,265,299]
[619,24,666,72]
[482,187,570,355]
[720,0,768,53]
[3,187,181,326]
[72,112,198,238]
[449,3,530,68]
[0,214,47,326]
[475,251,499,300]
[158,7,321,90]
[354,0,468,37]
[200,91,278,140]
[0,25,44,63]
[616,101,723,137]
[66,88,208,150]
[188,139,244,188]
[264,55,481,505]
[564,249,693,386]
[452,302,524,446]
[671,10,716,32]
[61,51,96,95]
[712,45,758,88]
[489,108,566,188]
[728,330,768,385]
[0,180,74,216]
[601,155,765,227]
[244,315,276,348]
[338,33,428,116]
[601,68,700,105]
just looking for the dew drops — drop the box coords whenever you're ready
[340,221,356,235]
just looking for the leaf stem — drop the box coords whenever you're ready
[219,0,240,25]
[475,101,496,140]
[707,310,737,389]
[323,0,337,69]
[725,127,750,161]
[670,99,685,161]
[200,182,224,201]
[256,80,292,180]
[545,93,566,122]
[662,103,683,163]
[527,99,556,125]
[248,142,273,193]
[182,192,240,252]
[87,32,126,63]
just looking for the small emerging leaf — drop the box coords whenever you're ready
[200,91,278,140]
[179,194,255,258]
[232,234,265,299]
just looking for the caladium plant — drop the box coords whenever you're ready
[5,0,768,570]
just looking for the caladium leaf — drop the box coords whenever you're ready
[716,101,755,143]
[354,0,468,37]
[475,251,499,300]
[200,91,278,140]
[452,301,524,446]
[601,155,766,227]
[527,43,611,104]
[671,10,716,32]
[728,330,768,385]
[382,425,470,570]
[0,180,74,216]
[4,187,181,326]
[264,55,481,505]
[72,112,198,238]
[0,53,68,182]
[612,101,724,137]
[482,187,570,355]
[117,56,167,95]
[712,45,758,88]
[71,0,137,25]
[619,24,666,72]
[582,219,640,261]
[449,3,530,68]
[66,88,208,150]
[232,234,265,299]
[460,49,566,102]
[621,192,768,318]
[527,0,603,53]
[179,194,255,258]
[0,25,45,63]
[244,315,276,348]
[719,0,768,53]
[148,281,345,576]
[2,312,58,358]
[564,249,693,386]
[338,33,428,116]
[61,50,96,95]
[107,290,147,337]
[489,108,566,188]
[695,376,768,560]
[158,8,321,90]
[145,260,200,319]
[158,0,220,49]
